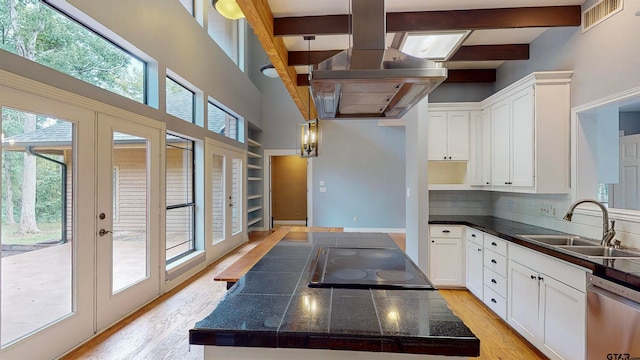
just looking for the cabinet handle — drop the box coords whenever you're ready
[431,240,435,243]
[477,248,482,252]
[491,242,497,246]
[538,276,544,281]
[443,156,447,159]
[491,279,497,284]
[530,275,536,280]
[448,156,452,159]
[491,259,497,264]
[486,182,490,185]
[471,234,476,237]
[491,298,497,304]
[442,230,451,233]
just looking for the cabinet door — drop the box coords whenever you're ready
[428,112,448,160]
[508,260,543,342]
[429,238,463,286]
[491,99,511,187]
[465,242,483,299]
[469,111,483,185]
[541,275,585,360]
[446,111,470,160]
[510,86,535,188]
[481,108,492,186]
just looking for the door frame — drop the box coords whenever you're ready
[263,149,313,230]
[95,112,163,332]
[0,79,96,360]
[205,138,247,260]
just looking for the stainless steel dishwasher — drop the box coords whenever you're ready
[587,274,640,360]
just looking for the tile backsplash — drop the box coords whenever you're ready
[429,190,640,250]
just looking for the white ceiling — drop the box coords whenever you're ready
[268,0,586,75]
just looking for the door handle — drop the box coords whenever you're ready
[99,229,112,236]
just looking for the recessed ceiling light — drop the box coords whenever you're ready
[400,31,471,61]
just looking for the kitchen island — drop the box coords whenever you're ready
[190,231,480,359]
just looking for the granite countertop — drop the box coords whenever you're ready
[429,215,640,291]
[190,232,480,357]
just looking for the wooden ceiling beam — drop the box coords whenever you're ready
[274,6,581,36]
[297,69,496,86]
[449,44,529,61]
[288,44,529,66]
[236,0,315,120]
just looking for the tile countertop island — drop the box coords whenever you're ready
[190,231,480,360]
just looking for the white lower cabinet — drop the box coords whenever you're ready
[508,244,587,360]
[428,225,465,287]
[465,228,483,299]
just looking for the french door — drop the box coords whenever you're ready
[207,139,245,259]
[0,85,95,359]
[95,113,161,331]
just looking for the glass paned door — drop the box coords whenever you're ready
[0,88,94,360]
[208,140,244,258]
[95,114,161,331]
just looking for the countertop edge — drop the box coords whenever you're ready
[429,217,640,291]
[189,329,480,357]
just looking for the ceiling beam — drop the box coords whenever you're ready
[236,0,315,120]
[449,44,529,61]
[297,69,496,86]
[288,44,529,66]
[274,6,581,36]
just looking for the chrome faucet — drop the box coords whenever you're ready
[563,199,616,247]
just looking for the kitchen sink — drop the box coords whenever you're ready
[560,246,640,259]
[518,234,600,247]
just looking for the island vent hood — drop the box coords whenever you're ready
[310,0,448,120]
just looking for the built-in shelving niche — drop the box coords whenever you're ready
[247,125,263,229]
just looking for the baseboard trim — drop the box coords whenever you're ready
[343,227,406,233]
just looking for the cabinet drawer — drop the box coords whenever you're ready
[483,268,507,298]
[430,225,463,238]
[484,235,508,256]
[466,228,483,246]
[483,285,507,320]
[484,249,507,277]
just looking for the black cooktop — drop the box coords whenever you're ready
[309,247,435,290]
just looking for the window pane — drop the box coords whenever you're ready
[112,131,148,293]
[1,108,74,345]
[166,206,194,261]
[166,77,194,123]
[212,153,224,243]
[207,4,239,64]
[208,102,241,142]
[166,136,193,206]
[166,133,194,262]
[231,158,242,234]
[0,1,145,103]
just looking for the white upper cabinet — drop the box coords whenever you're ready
[485,71,573,194]
[428,111,469,161]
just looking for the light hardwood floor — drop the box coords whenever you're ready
[61,231,547,360]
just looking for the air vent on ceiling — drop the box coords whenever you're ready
[582,0,623,32]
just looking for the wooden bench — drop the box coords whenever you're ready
[214,226,343,289]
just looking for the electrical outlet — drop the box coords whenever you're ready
[451,196,458,207]
[508,199,514,211]
[538,204,554,217]
[353,216,358,222]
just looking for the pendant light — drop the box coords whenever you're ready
[212,0,244,20]
[299,36,319,158]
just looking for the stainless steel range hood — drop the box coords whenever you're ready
[309,0,447,119]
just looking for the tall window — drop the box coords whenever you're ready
[207,3,242,66]
[208,101,243,142]
[165,133,195,263]
[0,1,146,103]
[166,77,195,123]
